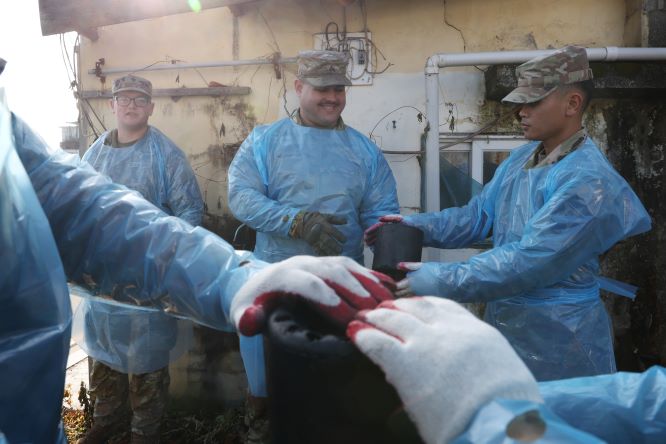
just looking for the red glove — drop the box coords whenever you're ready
[363,214,404,246]
[231,256,395,336]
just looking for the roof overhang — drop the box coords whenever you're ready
[39,0,258,40]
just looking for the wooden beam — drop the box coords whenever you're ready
[78,86,251,99]
[39,0,256,37]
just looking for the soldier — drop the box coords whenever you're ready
[365,46,651,382]
[228,50,399,442]
[76,74,204,444]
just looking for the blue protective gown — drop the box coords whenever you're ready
[1,98,70,444]
[228,117,399,264]
[1,101,259,443]
[74,127,204,373]
[228,117,399,395]
[83,127,204,226]
[456,366,666,443]
[404,137,651,381]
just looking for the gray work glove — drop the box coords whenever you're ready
[290,211,347,256]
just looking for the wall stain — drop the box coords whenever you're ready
[599,100,666,371]
[161,102,174,116]
[190,143,241,169]
[184,98,260,247]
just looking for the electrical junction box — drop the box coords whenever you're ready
[313,32,373,85]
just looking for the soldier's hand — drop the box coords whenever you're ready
[290,211,347,256]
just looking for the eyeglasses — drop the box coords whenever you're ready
[115,96,151,107]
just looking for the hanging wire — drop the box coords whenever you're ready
[369,105,429,144]
[363,36,393,75]
[133,57,185,74]
[60,33,104,138]
[324,22,342,50]
[257,10,291,117]
[192,67,210,86]
[368,102,516,156]
[368,105,427,160]
[319,0,392,81]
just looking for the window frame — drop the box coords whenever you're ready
[439,134,528,186]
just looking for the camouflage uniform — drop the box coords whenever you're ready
[291,109,345,130]
[290,50,350,130]
[89,360,170,438]
[502,45,593,104]
[523,127,587,169]
[77,74,192,444]
[502,46,594,171]
[296,50,352,87]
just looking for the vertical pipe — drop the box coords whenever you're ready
[74,41,88,158]
[424,57,441,261]
[233,14,240,64]
[425,57,440,214]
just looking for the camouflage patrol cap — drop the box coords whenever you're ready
[297,50,352,87]
[112,74,152,97]
[502,46,593,104]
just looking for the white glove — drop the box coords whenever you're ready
[348,297,542,444]
[231,255,395,336]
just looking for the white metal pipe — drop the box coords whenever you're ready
[88,57,298,76]
[429,47,666,68]
[424,46,666,214]
[424,57,441,215]
[423,58,441,261]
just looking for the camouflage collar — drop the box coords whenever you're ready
[105,128,142,148]
[291,108,346,130]
[524,128,587,170]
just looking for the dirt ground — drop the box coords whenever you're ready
[62,387,246,444]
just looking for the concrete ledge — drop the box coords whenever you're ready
[78,86,251,100]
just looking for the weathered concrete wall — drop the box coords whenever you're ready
[77,0,631,237]
[598,99,666,371]
[624,0,644,46]
[646,0,666,47]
